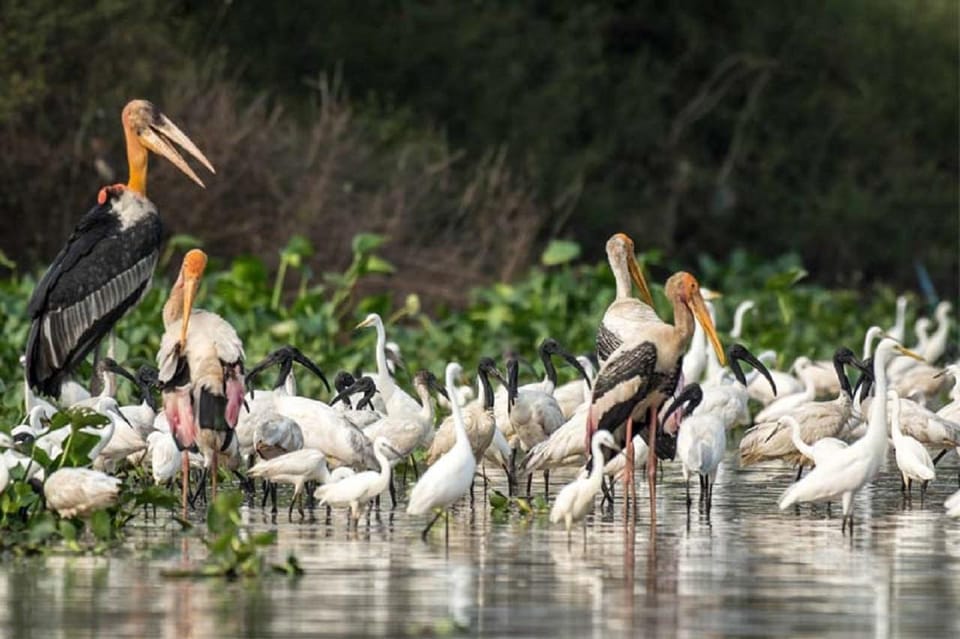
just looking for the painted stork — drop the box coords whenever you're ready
[595,233,655,367]
[25,100,213,398]
[157,249,244,516]
[588,271,726,518]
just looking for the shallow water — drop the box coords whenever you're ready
[2,448,959,638]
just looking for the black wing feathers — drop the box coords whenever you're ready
[25,196,162,396]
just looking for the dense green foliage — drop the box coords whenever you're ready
[1,1,956,297]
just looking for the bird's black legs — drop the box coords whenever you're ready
[544,470,550,499]
[422,510,444,541]
[795,464,804,481]
[932,449,949,466]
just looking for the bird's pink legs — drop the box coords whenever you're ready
[211,448,219,502]
[624,414,634,517]
[647,405,658,523]
[181,451,190,519]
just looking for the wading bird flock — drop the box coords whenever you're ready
[5,100,960,544]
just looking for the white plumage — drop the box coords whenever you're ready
[550,430,617,533]
[44,468,121,518]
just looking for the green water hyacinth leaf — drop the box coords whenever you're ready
[541,240,581,266]
[489,490,509,510]
[90,510,112,541]
[352,233,386,255]
[365,255,396,275]
[764,266,808,291]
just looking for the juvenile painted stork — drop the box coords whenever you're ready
[26,99,214,398]
[595,233,656,366]
[588,271,726,519]
[157,249,244,516]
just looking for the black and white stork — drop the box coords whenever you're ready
[587,271,726,520]
[157,249,244,516]
[25,99,214,398]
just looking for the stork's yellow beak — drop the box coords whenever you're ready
[354,315,377,331]
[627,250,655,307]
[179,249,208,349]
[689,292,726,366]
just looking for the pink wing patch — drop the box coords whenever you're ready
[224,362,245,428]
[164,386,197,448]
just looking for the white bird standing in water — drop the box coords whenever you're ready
[249,448,330,519]
[778,339,922,533]
[314,437,399,524]
[888,389,935,498]
[407,362,476,541]
[549,429,618,536]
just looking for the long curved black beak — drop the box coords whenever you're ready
[423,371,450,401]
[506,358,520,409]
[728,343,776,396]
[245,345,331,394]
[661,383,703,425]
[330,376,377,407]
[556,344,592,389]
[833,346,870,399]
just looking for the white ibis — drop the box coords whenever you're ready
[157,249,245,516]
[25,100,213,399]
[778,339,922,533]
[588,271,726,518]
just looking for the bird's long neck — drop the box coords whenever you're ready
[124,125,148,195]
[163,276,184,329]
[415,381,434,422]
[867,353,891,444]
[89,413,117,460]
[612,253,632,300]
[541,351,558,393]
[372,319,395,397]
[671,296,696,353]
[375,446,392,483]
[587,437,605,488]
[478,370,494,411]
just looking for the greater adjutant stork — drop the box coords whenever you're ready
[588,271,726,518]
[25,99,214,398]
[157,249,244,516]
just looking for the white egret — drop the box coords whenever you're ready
[249,448,331,519]
[549,430,618,536]
[314,437,398,523]
[407,362,476,541]
[778,339,922,533]
[888,389,935,497]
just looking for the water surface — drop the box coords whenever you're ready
[2,449,959,638]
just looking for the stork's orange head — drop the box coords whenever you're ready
[667,271,726,366]
[182,249,208,280]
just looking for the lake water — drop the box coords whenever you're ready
[1,449,959,638]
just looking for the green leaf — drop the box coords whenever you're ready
[364,255,396,275]
[764,267,808,291]
[28,512,57,544]
[488,490,508,510]
[351,233,387,256]
[90,510,112,541]
[541,240,581,266]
